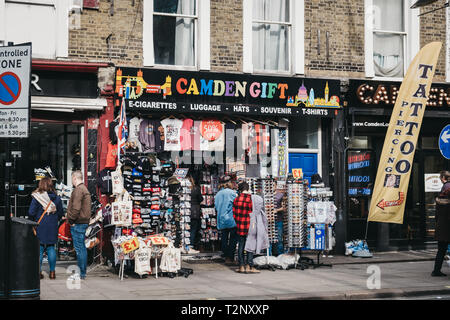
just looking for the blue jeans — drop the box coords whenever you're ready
[220,227,237,259]
[40,244,56,272]
[71,224,88,278]
[269,221,284,256]
[237,235,253,267]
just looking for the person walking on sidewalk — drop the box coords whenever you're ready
[215,176,238,265]
[244,193,269,273]
[67,171,92,280]
[28,177,64,280]
[233,181,255,273]
[432,170,450,277]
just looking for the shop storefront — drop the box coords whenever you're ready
[0,61,108,218]
[103,67,342,260]
[346,80,450,250]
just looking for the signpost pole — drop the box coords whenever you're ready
[3,139,11,300]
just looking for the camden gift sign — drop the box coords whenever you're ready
[368,42,442,224]
[0,43,31,138]
[114,68,341,117]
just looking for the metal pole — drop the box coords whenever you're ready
[4,139,11,299]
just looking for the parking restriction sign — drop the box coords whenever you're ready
[0,43,31,138]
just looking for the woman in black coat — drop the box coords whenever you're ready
[431,171,450,277]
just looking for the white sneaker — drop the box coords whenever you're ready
[188,248,200,254]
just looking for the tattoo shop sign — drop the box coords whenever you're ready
[368,42,442,224]
[114,68,342,117]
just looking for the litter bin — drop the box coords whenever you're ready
[0,217,40,299]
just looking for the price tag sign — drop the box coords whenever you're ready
[148,236,170,246]
[121,237,139,254]
[292,169,303,179]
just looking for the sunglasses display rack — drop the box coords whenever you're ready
[179,178,192,250]
[199,170,220,249]
[284,179,308,248]
[261,179,278,243]
[244,178,278,243]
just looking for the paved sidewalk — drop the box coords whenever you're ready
[39,250,450,300]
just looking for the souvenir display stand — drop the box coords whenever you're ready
[284,178,336,270]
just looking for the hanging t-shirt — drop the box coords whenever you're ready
[109,120,119,144]
[128,117,143,152]
[255,124,270,155]
[191,121,202,151]
[180,118,194,151]
[160,118,183,151]
[105,142,118,169]
[153,120,163,152]
[199,120,225,152]
[139,119,156,152]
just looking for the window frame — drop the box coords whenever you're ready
[364,0,420,81]
[243,0,304,75]
[0,0,69,59]
[143,0,210,70]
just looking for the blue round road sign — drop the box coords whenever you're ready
[0,72,21,105]
[439,124,450,160]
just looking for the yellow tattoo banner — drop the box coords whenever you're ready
[368,42,442,224]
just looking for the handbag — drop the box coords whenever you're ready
[32,201,53,236]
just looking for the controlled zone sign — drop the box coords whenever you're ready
[0,43,31,138]
[439,124,450,159]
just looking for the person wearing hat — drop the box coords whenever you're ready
[271,183,287,256]
[215,176,238,265]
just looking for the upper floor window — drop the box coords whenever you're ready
[0,0,69,59]
[143,0,210,70]
[243,0,304,74]
[365,0,420,79]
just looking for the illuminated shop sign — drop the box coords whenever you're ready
[347,150,375,197]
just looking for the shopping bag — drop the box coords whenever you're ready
[111,191,132,227]
[58,221,72,241]
[134,242,152,276]
[159,242,181,273]
[111,164,124,195]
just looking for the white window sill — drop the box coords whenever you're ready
[143,64,199,71]
[367,76,404,82]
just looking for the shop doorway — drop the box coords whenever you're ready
[288,153,318,184]
[0,122,83,218]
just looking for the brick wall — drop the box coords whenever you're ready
[420,4,447,82]
[210,0,243,72]
[67,0,447,81]
[304,0,365,79]
[69,0,143,67]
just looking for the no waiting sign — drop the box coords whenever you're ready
[0,43,31,138]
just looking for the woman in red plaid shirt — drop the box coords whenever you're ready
[233,181,259,273]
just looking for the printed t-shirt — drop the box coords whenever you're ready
[160,118,183,151]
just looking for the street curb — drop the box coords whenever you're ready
[275,287,450,300]
[215,287,450,300]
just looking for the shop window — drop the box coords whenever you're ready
[0,0,69,58]
[349,136,369,149]
[288,118,318,149]
[422,136,438,149]
[364,0,419,79]
[243,0,304,74]
[143,0,210,70]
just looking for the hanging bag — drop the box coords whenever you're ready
[160,242,181,273]
[111,191,133,227]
